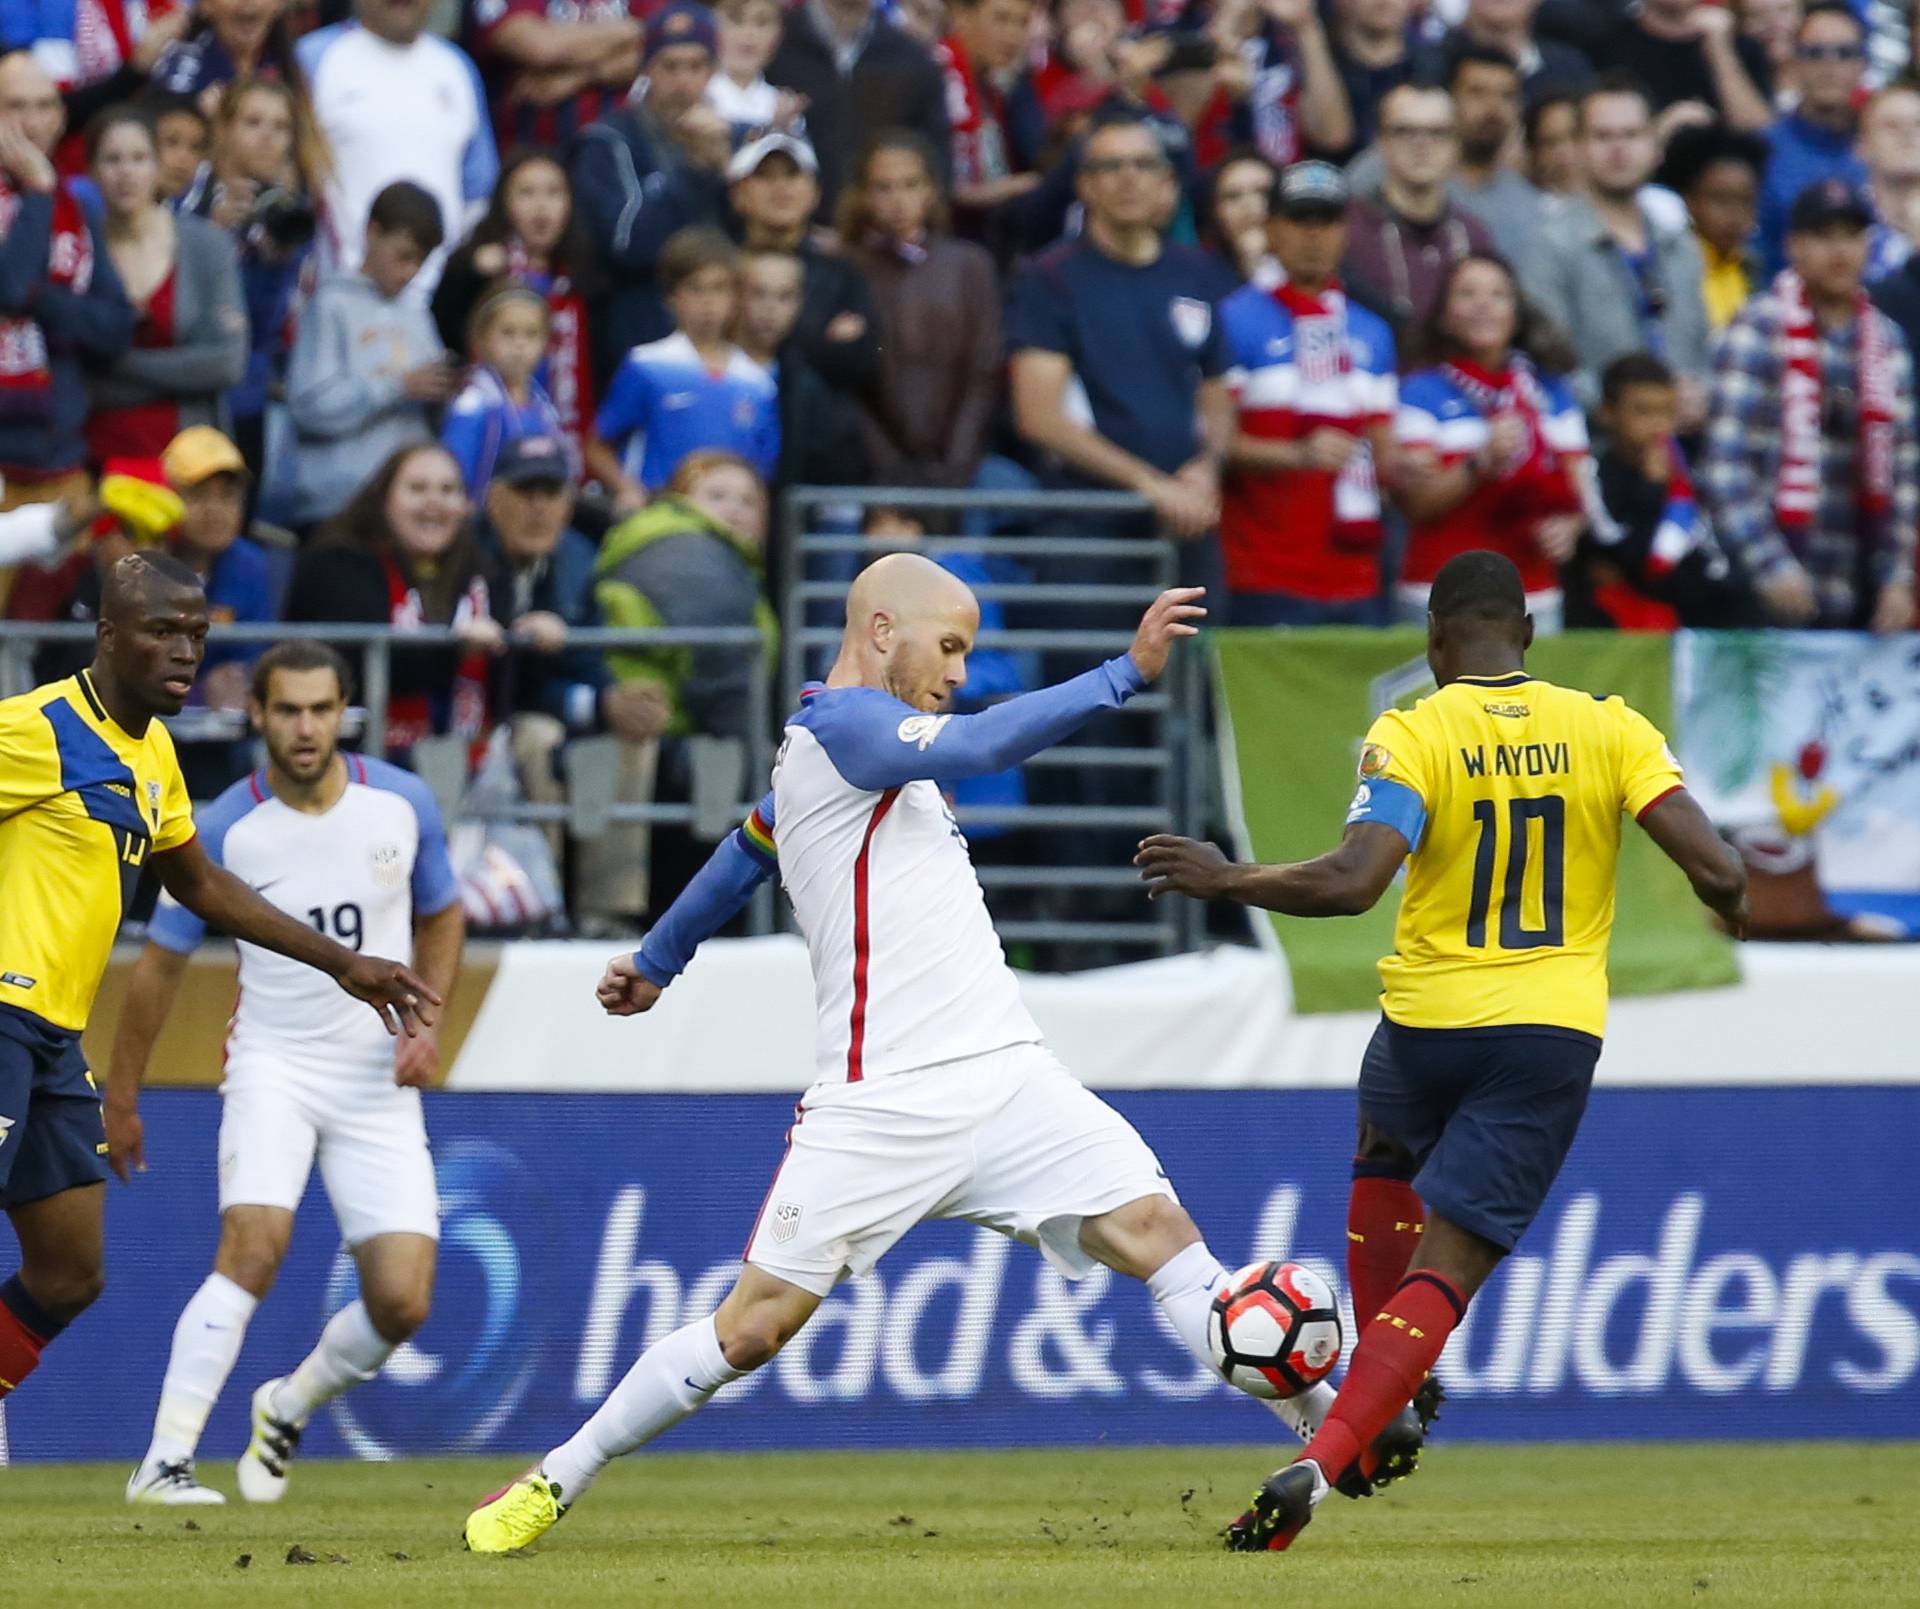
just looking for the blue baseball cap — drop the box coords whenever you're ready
[644,1,719,64]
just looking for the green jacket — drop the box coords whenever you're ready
[593,496,779,741]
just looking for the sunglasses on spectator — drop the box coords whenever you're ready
[1083,154,1169,175]
[1383,124,1457,142]
[1796,41,1864,60]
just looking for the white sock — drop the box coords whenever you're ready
[270,1300,392,1427]
[1143,1241,1334,1441]
[144,1273,258,1467]
[542,1314,742,1504]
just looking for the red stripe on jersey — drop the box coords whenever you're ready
[351,753,369,784]
[247,770,267,803]
[845,787,902,1083]
[1635,784,1684,822]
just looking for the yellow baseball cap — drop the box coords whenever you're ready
[161,425,247,489]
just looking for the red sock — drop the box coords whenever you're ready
[0,1277,57,1399]
[1301,1270,1466,1481]
[1346,1176,1425,1326]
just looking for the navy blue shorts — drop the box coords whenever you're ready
[0,1003,108,1211]
[1357,1017,1599,1253]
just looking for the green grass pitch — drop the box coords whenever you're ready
[3,1443,1917,1609]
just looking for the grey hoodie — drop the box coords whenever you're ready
[284,271,444,524]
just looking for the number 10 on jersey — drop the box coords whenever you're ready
[1466,796,1565,950]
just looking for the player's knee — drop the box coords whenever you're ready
[1353,1119,1417,1183]
[31,1259,105,1323]
[1082,1193,1200,1281]
[715,1308,796,1372]
[215,1232,285,1298]
[365,1285,431,1343]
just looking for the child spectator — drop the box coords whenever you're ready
[148,93,209,201]
[283,180,456,527]
[1565,352,1752,629]
[442,284,571,495]
[737,245,865,499]
[587,226,779,511]
[707,0,801,145]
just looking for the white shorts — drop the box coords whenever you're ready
[218,1063,440,1246]
[743,1042,1177,1297]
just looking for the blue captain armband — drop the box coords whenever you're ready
[1346,777,1426,850]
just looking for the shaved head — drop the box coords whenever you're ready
[92,551,210,727]
[102,550,205,625]
[834,551,980,711]
[0,51,64,154]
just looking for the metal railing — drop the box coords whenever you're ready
[780,486,1207,955]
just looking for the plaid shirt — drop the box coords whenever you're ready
[1701,290,1919,626]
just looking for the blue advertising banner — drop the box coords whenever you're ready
[6,1086,1918,1463]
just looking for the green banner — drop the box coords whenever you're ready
[1210,628,1739,1015]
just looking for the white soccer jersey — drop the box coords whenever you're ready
[148,755,459,1081]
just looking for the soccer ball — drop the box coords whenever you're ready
[1207,1260,1343,1399]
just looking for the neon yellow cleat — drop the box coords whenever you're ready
[463,1468,568,1554]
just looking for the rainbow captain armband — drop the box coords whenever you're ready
[739,803,776,868]
[1346,777,1426,850]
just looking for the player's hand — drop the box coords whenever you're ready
[1870,581,1915,635]
[1135,834,1236,900]
[393,1026,440,1088]
[1127,586,1207,681]
[104,1095,145,1183]
[1757,563,1819,625]
[597,953,664,1016]
[339,955,441,1036]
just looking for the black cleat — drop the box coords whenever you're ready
[1223,1461,1325,1552]
[1412,1372,1446,1430]
[1332,1402,1424,1499]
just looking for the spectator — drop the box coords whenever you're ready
[1218,162,1398,625]
[434,151,604,472]
[147,0,308,103]
[1738,0,1804,79]
[82,107,247,468]
[1430,0,1593,103]
[1007,111,1232,546]
[1195,147,1281,290]
[1860,80,1920,283]
[567,1,731,368]
[593,447,776,747]
[735,245,866,504]
[1611,0,1773,135]
[839,129,1000,491]
[0,54,132,533]
[442,284,570,495]
[299,0,498,284]
[1447,44,1552,277]
[177,77,320,476]
[1327,0,1423,161]
[283,180,453,527]
[17,0,189,157]
[287,440,504,752]
[1191,0,1354,174]
[1757,2,1870,272]
[935,0,1044,229]
[1702,177,1918,632]
[587,225,779,509]
[475,433,667,935]
[466,0,642,154]
[727,131,881,413]
[148,93,208,201]
[708,0,802,145]
[1523,88,1583,197]
[1343,83,1494,335]
[1564,351,1750,629]
[1661,121,1767,328]
[1524,77,1711,416]
[1393,251,1589,629]
[765,0,951,216]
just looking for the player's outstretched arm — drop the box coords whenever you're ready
[1636,789,1750,937]
[152,838,441,1035]
[823,589,1207,791]
[101,940,192,1183]
[394,899,467,1087]
[1135,822,1409,917]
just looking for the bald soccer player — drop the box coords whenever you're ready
[0,554,438,1418]
[464,558,1426,1552]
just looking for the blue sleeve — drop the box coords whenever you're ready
[146,777,260,952]
[440,395,494,495]
[363,757,462,915]
[804,655,1145,792]
[594,357,644,446]
[458,46,501,205]
[1345,777,1425,851]
[1004,261,1072,358]
[631,790,776,986]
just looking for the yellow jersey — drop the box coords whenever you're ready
[0,671,196,1032]
[1345,671,1683,1039]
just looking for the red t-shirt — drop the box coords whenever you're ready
[86,266,178,466]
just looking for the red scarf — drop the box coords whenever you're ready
[1440,354,1583,525]
[382,553,493,752]
[507,240,593,477]
[936,34,1009,190]
[1272,274,1383,552]
[0,177,93,423]
[1774,268,1894,545]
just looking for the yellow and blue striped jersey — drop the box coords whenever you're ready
[1345,672,1683,1039]
[0,671,196,1031]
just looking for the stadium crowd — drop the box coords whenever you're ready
[1,0,1918,927]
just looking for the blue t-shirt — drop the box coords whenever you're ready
[1005,239,1232,480]
[593,331,780,490]
[442,366,572,494]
